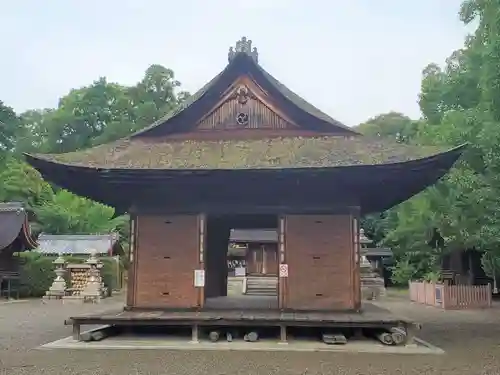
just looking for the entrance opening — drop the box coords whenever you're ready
[204,214,279,310]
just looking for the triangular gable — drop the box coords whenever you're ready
[132,38,358,139]
[195,76,298,131]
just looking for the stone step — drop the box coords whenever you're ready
[245,277,278,296]
[246,281,278,287]
[246,284,277,289]
[244,276,278,296]
[246,292,277,296]
[245,289,277,296]
[246,285,278,291]
[246,278,278,284]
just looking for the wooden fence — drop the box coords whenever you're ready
[409,281,492,310]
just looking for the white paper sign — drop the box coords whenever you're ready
[194,269,205,287]
[279,264,289,278]
[235,267,246,277]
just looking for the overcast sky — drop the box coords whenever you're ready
[1,0,470,126]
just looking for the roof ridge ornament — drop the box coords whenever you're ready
[228,37,259,64]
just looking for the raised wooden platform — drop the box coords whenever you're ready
[66,302,419,344]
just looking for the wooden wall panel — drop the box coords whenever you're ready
[285,215,355,311]
[134,215,199,308]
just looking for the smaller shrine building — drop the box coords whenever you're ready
[0,202,38,298]
[228,229,278,276]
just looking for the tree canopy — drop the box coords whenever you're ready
[360,0,500,283]
[0,64,189,239]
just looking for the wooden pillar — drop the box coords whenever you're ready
[126,215,137,308]
[205,218,230,298]
[72,323,81,341]
[352,213,361,310]
[191,324,199,343]
[204,217,216,299]
[219,239,229,296]
[216,223,230,297]
[279,324,288,344]
[278,216,287,309]
[198,214,206,308]
[262,245,267,275]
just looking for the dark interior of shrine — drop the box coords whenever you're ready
[204,213,279,309]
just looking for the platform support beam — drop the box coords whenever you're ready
[353,328,363,339]
[72,323,81,341]
[405,323,417,347]
[279,324,288,344]
[190,324,199,344]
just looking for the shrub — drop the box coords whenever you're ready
[390,257,417,286]
[18,252,55,298]
[423,270,441,283]
[100,258,122,292]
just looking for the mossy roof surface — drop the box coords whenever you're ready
[31,136,446,170]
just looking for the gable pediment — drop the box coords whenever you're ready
[195,76,298,131]
[132,39,357,139]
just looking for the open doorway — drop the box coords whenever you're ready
[204,214,279,310]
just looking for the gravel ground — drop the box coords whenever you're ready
[1,293,500,375]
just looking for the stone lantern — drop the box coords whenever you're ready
[81,250,103,303]
[359,229,374,273]
[44,254,67,299]
[359,228,371,247]
[359,229,386,300]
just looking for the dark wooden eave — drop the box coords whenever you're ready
[24,144,466,215]
[131,52,358,138]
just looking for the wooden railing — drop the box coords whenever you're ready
[409,281,492,310]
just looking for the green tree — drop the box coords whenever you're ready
[355,112,419,142]
[14,64,189,154]
[418,41,482,125]
[41,77,133,152]
[34,189,128,235]
[382,0,500,281]
[0,101,20,163]
[0,157,53,212]
[2,63,186,239]
[127,64,190,130]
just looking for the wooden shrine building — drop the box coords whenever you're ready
[228,229,278,276]
[25,37,465,340]
[0,202,38,299]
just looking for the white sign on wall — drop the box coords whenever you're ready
[194,269,205,287]
[279,264,289,278]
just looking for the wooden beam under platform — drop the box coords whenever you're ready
[66,302,419,335]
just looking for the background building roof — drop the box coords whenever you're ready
[230,229,278,243]
[34,233,122,256]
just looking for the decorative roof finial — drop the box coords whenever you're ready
[228,37,259,64]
